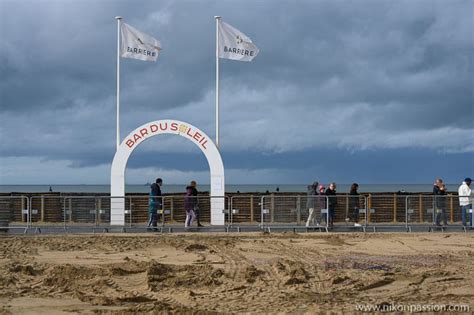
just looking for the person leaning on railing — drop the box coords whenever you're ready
[305,182,319,227]
[458,177,472,227]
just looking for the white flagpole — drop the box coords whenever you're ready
[214,16,221,149]
[115,16,122,151]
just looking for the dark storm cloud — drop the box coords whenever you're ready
[0,0,472,183]
[108,148,474,184]
[2,0,471,113]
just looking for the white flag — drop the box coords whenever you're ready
[120,23,161,62]
[218,21,259,62]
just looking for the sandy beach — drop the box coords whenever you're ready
[0,232,473,314]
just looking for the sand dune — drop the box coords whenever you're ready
[0,233,473,314]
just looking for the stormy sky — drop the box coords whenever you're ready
[0,0,472,185]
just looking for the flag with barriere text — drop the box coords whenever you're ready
[120,23,161,62]
[218,21,259,62]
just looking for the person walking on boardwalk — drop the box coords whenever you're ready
[148,178,163,231]
[433,178,447,226]
[305,182,319,227]
[348,183,362,227]
[458,177,472,227]
[325,183,337,228]
[184,181,201,228]
[190,181,203,227]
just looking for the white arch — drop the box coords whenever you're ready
[110,119,225,225]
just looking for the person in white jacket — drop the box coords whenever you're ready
[458,178,472,226]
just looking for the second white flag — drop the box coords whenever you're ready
[120,23,161,62]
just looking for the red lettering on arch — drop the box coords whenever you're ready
[186,127,194,137]
[126,139,134,148]
[140,128,148,137]
[159,123,168,131]
[193,132,202,142]
[150,124,158,133]
[126,123,209,150]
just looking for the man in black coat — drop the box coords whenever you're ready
[148,178,163,230]
[325,183,337,228]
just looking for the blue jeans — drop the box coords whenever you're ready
[461,204,472,226]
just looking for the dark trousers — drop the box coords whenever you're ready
[148,213,158,228]
[328,205,336,226]
[435,208,448,225]
[194,207,201,225]
[351,207,359,222]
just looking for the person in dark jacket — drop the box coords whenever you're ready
[318,184,326,224]
[148,178,163,230]
[184,181,202,227]
[433,178,447,226]
[191,181,203,227]
[305,182,319,227]
[325,183,337,228]
[348,183,362,227]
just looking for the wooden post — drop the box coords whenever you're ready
[393,193,397,223]
[419,194,423,223]
[250,195,254,223]
[21,197,25,223]
[170,197,174,222]
[368,194,372,223]
[449,194,454,223]
[69,198,73,224]
[345,195,349,220]
[296,196,301,224]
[97,198,102,225]
[270,193,275,223]
[41,195,45,222]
